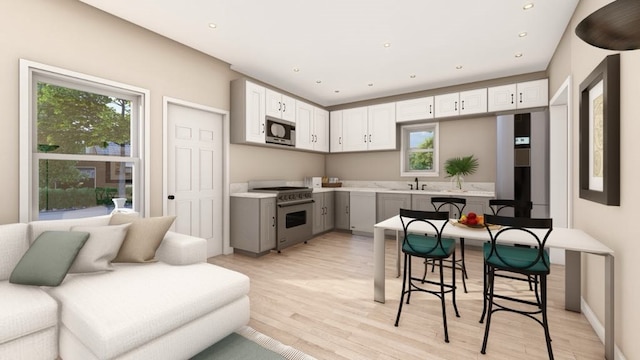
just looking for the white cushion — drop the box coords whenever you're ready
[0,223,30,281]
[29,215,111,244]
[47,262,250,359]
[68,224,130,273]
[0,282,57,344]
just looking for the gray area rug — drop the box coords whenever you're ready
[191,326,316,360]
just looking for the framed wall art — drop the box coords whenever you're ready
[579,53,620,206]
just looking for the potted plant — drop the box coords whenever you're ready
[444,155,478,190]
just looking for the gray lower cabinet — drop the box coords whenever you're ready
[334,191,350,230]
[349,191,376,234]
[412,194,491,218]
[376,192,412,222]
[230,197,276,256]
[463,196,490,216]
[411,194,435,211]
[312,192,335,235]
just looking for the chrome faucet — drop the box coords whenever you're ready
[415,177,419,190]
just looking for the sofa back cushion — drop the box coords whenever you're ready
[29,215,111,244]
[0,223,30,281]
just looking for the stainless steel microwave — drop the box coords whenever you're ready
[265,117,295,146]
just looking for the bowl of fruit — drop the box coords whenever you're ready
[456,212,485,228]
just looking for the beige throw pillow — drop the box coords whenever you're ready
[110,214,176,263]
[68,223,130,273]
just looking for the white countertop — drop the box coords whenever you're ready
[231,187,495,198]
[312,187,495,197]
[230,192,276,199]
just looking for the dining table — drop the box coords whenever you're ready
[373,215,615,360]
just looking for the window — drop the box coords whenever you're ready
[20,60,149,221]
[400,123,439,177]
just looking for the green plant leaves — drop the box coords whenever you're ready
[444,155,478,177]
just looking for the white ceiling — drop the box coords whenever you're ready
[79,0,579,107]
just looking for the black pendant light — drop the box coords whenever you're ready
[575,0,640,50]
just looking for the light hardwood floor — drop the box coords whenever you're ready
[209,231,604,360]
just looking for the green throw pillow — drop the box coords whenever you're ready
[10,231,90,287]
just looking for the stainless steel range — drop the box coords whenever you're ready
[249,182,314,252]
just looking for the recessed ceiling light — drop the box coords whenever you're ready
[208,23,217,29]
[523,3,534,10]
[456,65,463,70]
[293,68,300,73]
[368,83,374,87]
[515,53,524,58]
[334,90,340,93]
[315,80,322,84]
[519,32,528,38]
[383,42,391,48]
[409,74,416,78]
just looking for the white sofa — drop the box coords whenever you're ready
[0,215,250,360]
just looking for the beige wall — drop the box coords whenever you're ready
[1,0,324,221]
[548,0,639,358]
[327,116,496,182]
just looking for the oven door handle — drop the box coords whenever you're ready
[277,200,315,208]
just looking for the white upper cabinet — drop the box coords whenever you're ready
[435,88,487,118]
[296,101,329,152]
[459,88,487,115]
[435,92,460,118]
[396,96,434,122]
[367,103,396,150]
[313,107,329,153]
[341,107,369,152]
[230,79,266,145]
[295,101,314,150]
[266,88,296,122]
[336,103,396,153]
[488,79,548,112]
[330,110,343,153]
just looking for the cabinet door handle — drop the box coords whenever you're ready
[262,123,265,133]
[339,136,342,144]
[461,100,465,110]
[454,101,458,111]
[364,134,367,143]
[511,94,514,104]
[369,134,372,142]
[278,101,282,111]
[283,102,286,112]
[272,216,276,227]
[519,92,523,103]
[429,104,432,114]
[346,205,349,215]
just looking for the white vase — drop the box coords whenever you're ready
[112,197,127,209]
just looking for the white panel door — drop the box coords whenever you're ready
[396,96,434,122]
[459,88,487,115]
[167,103,223,257]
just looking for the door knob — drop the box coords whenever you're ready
[168,195,175,200]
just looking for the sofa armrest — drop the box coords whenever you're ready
[155,231,207,265]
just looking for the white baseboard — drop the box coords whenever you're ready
[580,298,626,360]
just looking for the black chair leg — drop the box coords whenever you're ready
[459,238,468,293]
[406,256,413,304]
[451,251,460,317]
[541,275,554,360]
[479,261,488,323]
[480,268,495,354]
[394,254,409,327]
[439,259,449,343]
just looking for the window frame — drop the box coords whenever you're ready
[19,59,150,221]
[400,122,440,177]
